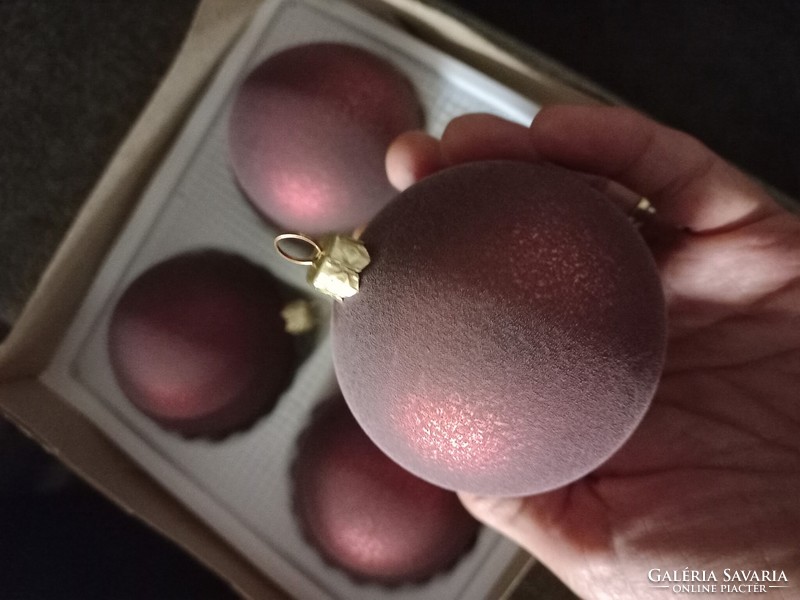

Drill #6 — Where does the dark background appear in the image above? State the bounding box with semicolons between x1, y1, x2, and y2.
1;1;798;598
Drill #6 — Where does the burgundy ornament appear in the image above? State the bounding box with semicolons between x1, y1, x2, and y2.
292;398;479;584
108;250;294;437
228;42;424;235
332;161;667;495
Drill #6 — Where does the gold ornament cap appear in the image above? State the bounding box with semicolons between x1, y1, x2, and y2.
274;233;370;302
280;299;316;334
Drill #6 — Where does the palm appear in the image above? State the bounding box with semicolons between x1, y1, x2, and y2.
516;212;800;597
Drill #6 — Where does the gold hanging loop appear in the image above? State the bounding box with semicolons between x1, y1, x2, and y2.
274;233;323;266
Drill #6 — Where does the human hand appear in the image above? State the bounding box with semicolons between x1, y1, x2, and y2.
386;106;800;599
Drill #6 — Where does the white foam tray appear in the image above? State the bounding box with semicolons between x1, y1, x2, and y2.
43;1;539;598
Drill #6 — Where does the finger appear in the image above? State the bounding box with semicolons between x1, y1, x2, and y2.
528;105;781;232
440;113;539;165
437;113;661;218
458;493;537;549
385;114;538;191
458;491;591;595
385;130;445;191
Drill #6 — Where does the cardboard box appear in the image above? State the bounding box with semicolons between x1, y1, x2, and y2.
0;0;609;597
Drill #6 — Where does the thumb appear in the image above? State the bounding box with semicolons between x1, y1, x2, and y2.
458;492;582;593
458;492;540;555
458;488;613;598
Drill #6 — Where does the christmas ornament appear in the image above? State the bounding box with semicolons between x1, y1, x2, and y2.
228;42;424;235
282;160;667;495
292;397;479;584
108;250;295;437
